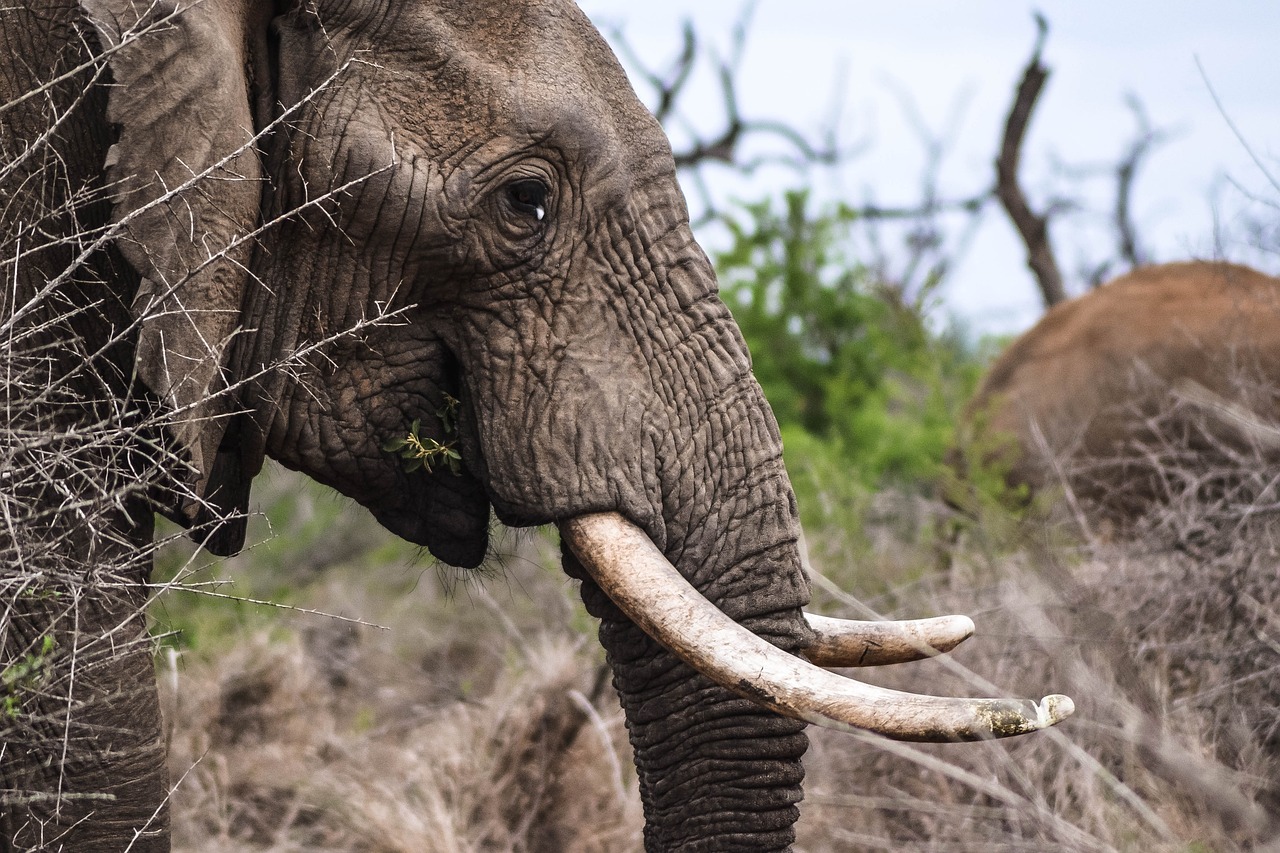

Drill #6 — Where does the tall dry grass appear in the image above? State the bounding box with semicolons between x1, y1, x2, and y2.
155;439;1280;851
156;487;643;852
793;402;1280;852
800;537;1280;851
165;630;641;852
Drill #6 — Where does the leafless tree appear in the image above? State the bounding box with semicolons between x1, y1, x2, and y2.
618;9;1181;317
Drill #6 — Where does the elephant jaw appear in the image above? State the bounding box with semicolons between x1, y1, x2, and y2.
560;512;1075;742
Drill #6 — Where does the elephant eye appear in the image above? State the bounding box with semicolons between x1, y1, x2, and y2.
506;179;548;221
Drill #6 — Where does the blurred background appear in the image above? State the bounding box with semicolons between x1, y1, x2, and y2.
583;0;1278;333
154;5;1280;850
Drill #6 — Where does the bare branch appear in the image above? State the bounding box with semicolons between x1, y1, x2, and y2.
994;14;1067;308
1112;94;1173;273
611;2;850;216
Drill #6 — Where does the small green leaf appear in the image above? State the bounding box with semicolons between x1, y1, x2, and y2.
386;419;463;477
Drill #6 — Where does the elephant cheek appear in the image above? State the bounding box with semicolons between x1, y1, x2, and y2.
266;336;494;569
451;345;665;536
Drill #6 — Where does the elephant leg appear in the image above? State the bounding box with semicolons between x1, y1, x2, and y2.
2;514;169;852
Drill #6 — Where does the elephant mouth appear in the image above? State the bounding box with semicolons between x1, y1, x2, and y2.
367;352;495;569
560;512;1075;742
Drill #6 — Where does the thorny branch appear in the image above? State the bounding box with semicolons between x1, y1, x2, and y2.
0;11;410;812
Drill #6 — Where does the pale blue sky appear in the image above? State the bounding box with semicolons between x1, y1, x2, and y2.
578;2;1279;334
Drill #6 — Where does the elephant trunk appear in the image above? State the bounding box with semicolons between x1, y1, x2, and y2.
562;549;810;850
553;313;1069;848
545;346;808;849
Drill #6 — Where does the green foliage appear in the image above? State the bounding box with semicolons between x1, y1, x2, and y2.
938;388;1033;520
383;396;463;475
2;635;55;719
716;190;984;494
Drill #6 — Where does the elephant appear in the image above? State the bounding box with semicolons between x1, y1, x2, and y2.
0;1;1072;849
955;260;1280;527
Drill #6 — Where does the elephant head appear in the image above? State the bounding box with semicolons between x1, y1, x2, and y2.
8;0;1071;847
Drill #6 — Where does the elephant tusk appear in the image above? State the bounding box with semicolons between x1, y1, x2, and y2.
801;613;974;667
560;512;1074;742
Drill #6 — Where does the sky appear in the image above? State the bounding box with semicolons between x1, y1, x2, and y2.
577;1;1279;335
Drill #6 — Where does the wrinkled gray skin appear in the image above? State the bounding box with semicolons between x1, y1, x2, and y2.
2;1;814;850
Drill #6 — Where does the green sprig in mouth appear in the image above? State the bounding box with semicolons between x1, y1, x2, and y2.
383;393;462;475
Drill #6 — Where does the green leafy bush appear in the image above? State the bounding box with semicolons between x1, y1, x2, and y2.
716;190;983;494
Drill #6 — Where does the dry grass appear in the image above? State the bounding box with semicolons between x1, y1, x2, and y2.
800;538;1280;852
156;490;643;853
165;631;642;852
152;460;1280;852
792;412;1280;852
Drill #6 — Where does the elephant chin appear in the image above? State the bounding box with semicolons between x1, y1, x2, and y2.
371;477;492;569
429;533;489;570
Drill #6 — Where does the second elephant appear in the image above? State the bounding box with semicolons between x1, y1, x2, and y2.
958;260;1280;526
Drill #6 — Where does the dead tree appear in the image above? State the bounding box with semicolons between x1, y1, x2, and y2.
995;16;1176;308
994;14;1067;309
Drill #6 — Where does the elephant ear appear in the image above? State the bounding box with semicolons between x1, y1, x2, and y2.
81;0;271;552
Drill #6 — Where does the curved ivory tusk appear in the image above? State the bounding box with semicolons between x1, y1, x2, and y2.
801;613;975;667
560;512;1074;742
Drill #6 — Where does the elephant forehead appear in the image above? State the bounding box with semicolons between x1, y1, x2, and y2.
349;0;670;169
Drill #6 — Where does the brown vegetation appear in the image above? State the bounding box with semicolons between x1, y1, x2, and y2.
158;460;1280;851
159;497;644;852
